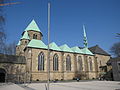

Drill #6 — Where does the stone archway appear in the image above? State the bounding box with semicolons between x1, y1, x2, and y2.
0;68;6;83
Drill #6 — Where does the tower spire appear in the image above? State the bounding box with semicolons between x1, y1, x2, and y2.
83;25;88;48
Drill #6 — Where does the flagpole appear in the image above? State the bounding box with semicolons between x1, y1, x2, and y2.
47;2;50;90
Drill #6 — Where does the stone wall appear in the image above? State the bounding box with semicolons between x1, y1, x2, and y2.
0;63;26;82
27;31;42;40
95;54;110;77
0;48;110;82
24;47;101;81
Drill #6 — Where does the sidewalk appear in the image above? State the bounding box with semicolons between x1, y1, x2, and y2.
23;81;120;90
0;81;120;90
0;83;25;90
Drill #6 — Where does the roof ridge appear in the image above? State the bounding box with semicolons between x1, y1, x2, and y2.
71;46;83;54
59;44;73;53
49;42;61;51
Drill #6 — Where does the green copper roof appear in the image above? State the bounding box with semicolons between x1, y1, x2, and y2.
81;47;94;55
27;39;47;49
25;19;41;32
59;44;74;53
83;25;88;48
17;41;21;46
21;31;30;40
49;42;61;51
71;46;83;54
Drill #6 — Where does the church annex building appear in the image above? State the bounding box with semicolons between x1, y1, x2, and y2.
0;20;111;82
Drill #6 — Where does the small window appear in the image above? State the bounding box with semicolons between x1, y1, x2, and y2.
33;34;37;39
35;35;37;38
25;41;27;44
100;60;102;66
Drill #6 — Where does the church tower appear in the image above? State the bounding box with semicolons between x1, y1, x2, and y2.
81;25;93;55
16;19;43;56
23;19;43;40
83;25;88;48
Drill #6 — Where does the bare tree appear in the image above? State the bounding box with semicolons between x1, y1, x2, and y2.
0;0;6;54
116;33;120;38
0;0;21;54
4;41;16;55
110;42;120;57
110;33;120;57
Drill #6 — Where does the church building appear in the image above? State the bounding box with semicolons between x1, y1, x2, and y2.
0;19;111;82
16;19;110;81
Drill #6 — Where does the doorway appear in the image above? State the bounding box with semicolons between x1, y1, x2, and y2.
0;68;6;83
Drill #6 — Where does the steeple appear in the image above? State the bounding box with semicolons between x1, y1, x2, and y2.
23;19;43;40
83;25;88;48
24;19;42;33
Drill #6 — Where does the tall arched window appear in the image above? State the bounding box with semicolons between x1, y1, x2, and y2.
89;57;93;71
66;55;71;71
33;34;37;39
77;56;83;71
38;52;44;71
53;54;59;71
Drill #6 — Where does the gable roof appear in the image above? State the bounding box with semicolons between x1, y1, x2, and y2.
89;45;110;56
59;44;74;53
81;47;94;55
25;19;42;33
21;31;30;40
27;39;47;49
71;46;83;54
49;42;61;51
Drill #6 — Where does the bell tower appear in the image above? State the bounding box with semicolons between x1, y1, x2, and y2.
16;19;43;56
23;19;43;40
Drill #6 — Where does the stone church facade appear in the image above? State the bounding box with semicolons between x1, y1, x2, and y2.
0;20;111;82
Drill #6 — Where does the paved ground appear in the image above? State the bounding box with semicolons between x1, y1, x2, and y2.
0;83;25;90
0;81;120;90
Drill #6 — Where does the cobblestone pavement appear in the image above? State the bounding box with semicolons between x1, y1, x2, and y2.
0;81;120;90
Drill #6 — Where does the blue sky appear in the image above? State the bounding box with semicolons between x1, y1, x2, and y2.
4;0;120;54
